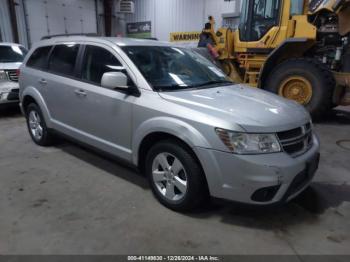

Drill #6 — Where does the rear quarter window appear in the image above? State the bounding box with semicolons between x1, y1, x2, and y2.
26;46;52;70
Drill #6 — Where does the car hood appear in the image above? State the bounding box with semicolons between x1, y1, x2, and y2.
158;84;310;133
0;62;22;70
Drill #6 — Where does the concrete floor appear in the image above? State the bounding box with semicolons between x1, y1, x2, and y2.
0;106;349;255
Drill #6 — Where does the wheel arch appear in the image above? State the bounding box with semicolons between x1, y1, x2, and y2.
21;87;52;128
137;132;199;173
259;38;315;89
132;117;211;170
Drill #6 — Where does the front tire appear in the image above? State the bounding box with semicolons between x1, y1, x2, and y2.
265;58;335;119
25;103;54;146
145;140;208;212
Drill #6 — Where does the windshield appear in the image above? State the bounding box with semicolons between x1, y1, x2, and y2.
291;0;304;15
122;46;232;91
0;45;28;63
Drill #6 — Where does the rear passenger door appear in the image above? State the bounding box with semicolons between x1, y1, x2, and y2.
44;43;81;126
70;44;133;160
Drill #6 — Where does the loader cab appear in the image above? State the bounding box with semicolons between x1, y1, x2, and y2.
238;0;282;42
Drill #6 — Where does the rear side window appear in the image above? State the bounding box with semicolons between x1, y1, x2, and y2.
26;46;52;69
48;44;80;77
81;45;123;85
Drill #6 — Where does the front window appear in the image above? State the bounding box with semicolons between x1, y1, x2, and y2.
239;0;281;41
0;45;27;63
122;46;232;91
291;0;304;16
81;45;123;86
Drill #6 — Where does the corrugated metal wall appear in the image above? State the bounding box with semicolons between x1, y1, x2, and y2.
125;0;205;41
154;0;205;41
205;0;240;27
0;0;14;42
125;0;241;42
23;0;98;46
15;0;29;47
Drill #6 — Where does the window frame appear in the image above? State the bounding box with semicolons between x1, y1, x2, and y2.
26;45;54;71
76;43;137;90
46;43;82;79
239;0;282;42
26;41;140;95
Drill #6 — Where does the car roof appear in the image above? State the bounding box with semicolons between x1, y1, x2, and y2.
36;36;174;48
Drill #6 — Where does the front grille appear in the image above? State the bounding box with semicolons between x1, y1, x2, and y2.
5;69;18;82
277;123;313;157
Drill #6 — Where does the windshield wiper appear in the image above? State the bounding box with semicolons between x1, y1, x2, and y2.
153;84;189;91
154;80;233;92
192;80;233;88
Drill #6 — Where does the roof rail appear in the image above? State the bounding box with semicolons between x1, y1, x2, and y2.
41;33;100;40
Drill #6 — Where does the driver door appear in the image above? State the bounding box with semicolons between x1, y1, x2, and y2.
70;44;135;161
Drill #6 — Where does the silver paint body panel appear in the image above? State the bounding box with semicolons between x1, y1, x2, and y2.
19;37;320;204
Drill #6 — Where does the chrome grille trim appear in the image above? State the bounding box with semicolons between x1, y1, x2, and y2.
277;123;313;157
5;70;18;82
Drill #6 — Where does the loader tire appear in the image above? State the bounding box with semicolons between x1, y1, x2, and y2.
265;58;335;119
342;47;350;72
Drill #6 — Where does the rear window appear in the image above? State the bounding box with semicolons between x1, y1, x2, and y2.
27;46;52;69
48;44;80;77
0;45;27;63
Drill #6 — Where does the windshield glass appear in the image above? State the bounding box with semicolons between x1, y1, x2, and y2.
0;45;28;63
291;0;304;15
122;46;232;91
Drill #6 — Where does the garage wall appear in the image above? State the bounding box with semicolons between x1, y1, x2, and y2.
204;0;241;28
154;0;205;42
0;0;14;42
125;0;205;42
23;0;98;46
125;0;241;42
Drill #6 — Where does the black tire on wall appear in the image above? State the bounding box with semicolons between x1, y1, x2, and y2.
264;58;335;119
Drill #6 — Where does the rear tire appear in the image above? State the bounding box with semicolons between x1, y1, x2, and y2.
265;58;335;119
25;103;54;146
145;140;208;212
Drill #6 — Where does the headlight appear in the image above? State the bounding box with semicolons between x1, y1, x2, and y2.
0;70;8;82
215;128;281;154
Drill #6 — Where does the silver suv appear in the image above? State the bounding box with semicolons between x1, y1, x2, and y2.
0;43;27;107
19;36;320;211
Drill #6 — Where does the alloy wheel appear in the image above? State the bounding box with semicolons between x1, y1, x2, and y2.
151;153;188;202
28;110;43;141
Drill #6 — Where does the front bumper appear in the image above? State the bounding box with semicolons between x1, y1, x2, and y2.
0;82;20;105
195;133;320;205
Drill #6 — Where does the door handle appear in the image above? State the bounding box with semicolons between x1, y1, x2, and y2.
38;78;47;85
74;89;87;97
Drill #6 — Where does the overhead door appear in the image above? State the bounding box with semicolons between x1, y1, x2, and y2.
24;0;97;46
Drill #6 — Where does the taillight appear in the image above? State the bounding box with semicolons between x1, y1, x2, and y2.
16;69;20;76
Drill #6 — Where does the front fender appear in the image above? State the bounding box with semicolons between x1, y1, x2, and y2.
132;116;211;165
21;86;52;128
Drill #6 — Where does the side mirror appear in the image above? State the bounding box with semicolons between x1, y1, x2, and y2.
101;71;128;90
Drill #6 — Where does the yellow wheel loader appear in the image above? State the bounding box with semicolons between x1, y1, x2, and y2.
198;0;350;118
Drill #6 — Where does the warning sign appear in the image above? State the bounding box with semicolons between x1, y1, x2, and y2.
170;31;201;42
